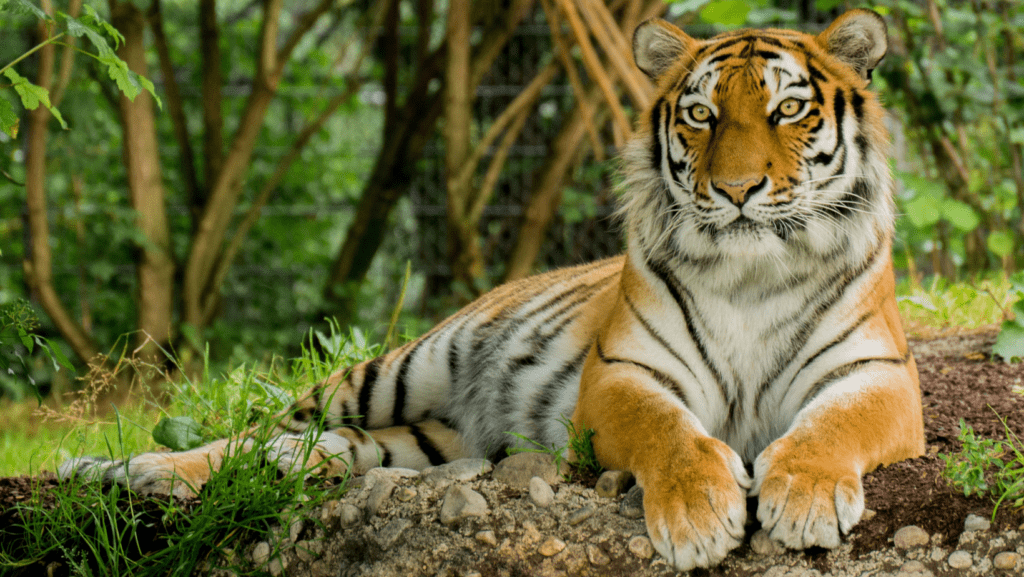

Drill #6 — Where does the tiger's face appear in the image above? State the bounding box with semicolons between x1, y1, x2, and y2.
628;12;891;262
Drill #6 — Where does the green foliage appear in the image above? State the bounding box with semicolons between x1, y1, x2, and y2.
992;272;1024;363
940;417;1024;520
151;416;203;452
0;0;159;138
505;415;603;479
895;276;1014;333
0;300;72;402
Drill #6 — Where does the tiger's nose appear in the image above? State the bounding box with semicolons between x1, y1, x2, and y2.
711;176;768;207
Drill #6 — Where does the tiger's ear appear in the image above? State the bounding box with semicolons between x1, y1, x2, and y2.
816;9;888;81
633;19;696;80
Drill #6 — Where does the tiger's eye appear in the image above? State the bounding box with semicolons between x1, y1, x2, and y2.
778;98;803;117
690;104;711;123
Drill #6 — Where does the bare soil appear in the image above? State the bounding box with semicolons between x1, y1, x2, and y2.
1;328;1022;576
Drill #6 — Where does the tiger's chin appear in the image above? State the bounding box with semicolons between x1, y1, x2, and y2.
713;221;787;259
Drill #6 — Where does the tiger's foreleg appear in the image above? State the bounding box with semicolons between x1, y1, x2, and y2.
751;358;925;549
573;354;751;572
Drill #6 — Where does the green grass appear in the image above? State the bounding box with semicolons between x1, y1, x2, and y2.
940;416;1024;521
505;415;603;480
0;322;383;576
896;275;1019;336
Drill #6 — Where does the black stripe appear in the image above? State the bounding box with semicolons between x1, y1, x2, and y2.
791;309;876;380
851;90;864;119
409;424;446;466
623;290;699;387
799;355;910;410
645;257;728;402
528;345;591;442
392;338;428;426
595;340;689;406
358;357;384;428
380;446;393;468
650;101;664;171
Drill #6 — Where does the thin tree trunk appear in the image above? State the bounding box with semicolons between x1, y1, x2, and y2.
200;0;224;198
182;0;334;331
111;0;175;360
23;2;99;364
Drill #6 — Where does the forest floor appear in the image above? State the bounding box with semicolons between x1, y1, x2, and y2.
0;328;1022;576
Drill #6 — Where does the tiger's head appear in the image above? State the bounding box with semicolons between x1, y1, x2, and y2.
622;10;893;267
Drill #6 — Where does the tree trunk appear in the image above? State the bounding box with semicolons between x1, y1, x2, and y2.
111;1;175;360
200;0;224;199
22;1;99;365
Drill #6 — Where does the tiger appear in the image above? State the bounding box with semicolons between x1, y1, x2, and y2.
61;9;925;571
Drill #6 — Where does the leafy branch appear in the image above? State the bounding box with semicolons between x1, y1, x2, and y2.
0;0;160;138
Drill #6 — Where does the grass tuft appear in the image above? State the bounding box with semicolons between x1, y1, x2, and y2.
939;415;1024;521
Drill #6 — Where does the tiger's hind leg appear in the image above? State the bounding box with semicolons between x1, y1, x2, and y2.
58;419;467;498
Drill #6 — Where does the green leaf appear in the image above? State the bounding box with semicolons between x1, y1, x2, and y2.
82;4;123;49
814;0;843;9
904;194;941;228
59;11;115;57
987;231;1014;257
700;0;750;26
941;199;979;231
0;96;19;138
40;335;73;370
96;52;141;101
2;68;67;129
993;321;1024;363
152;416;204;451
1011;127;1024;145
16;326;33;352
9;0;50;22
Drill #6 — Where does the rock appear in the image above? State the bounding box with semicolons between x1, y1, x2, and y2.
947;550;972;569
894;525;930;549
364;467;420;490
628;535;654;559
288;518;304;543
376;518;413;549
421;458;494;488
251;541;270;565
521;520;542;545
861;508;876;522
994;551;1020;570
529;476;554;507
337;503;363;527
268;556;286;577
751;529;785;555
619;485;644;519
492;453;567;488
567;505;597;526
898;560;925;573
586;544;610;566
439;485;489;525
365;477;396;516
595;470;633;498
395;487;417;502
538;536;566;556
295;539;322;563
475;530;498;546
963;514;990;532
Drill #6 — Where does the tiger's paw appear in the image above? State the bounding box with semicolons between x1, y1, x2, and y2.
751;440;864;550
641;437;751;571
59;451;211;498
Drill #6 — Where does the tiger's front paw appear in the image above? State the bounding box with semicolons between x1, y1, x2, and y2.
642;437;750;571
751;439;864;550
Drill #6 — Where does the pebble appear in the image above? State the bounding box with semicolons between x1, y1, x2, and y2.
963;513;990;532
337;502;363;527
861;508;876;522
251;541;270;565
295;539;322;563
751;529;785;555
492;453;567;488
375;518;413;549
268;556;286;577
586;544;610;566
567;505;597;526
365;477;396;516
421;458;494;488
538;536;566;556
363;467;419;490
521;520;542;545
898;560;925;573
395;487;417;502
475;530;498;547
893;525;930;549
528;476;554;507
619;485;644;519
947;550;972;569
439;485;489;525
628;535;654;559
994;551;1020;569
287;518;303;543
595;470;633;498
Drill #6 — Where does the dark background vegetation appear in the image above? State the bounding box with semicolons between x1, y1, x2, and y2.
0;0;1021;401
